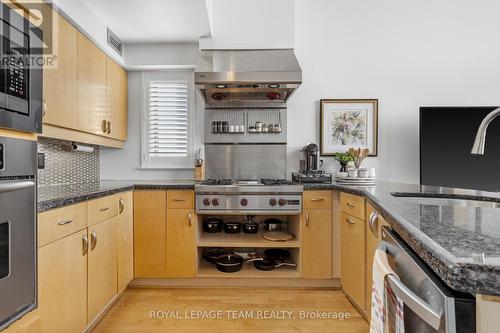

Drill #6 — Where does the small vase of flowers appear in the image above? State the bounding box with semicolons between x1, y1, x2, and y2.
335;152;353;173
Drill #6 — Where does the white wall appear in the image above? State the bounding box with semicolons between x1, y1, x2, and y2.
199;0;294;50
52;0;124;65
287;0;500;183
100;71;204;180
124;42;199;70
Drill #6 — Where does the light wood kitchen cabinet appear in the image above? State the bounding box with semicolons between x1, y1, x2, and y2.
38;230;88;333
88;217;118;320
42;9;78;130
77;33;107;137
365;203;378;320
301;208;333;278
117;192;134;293
341;211;366;312
38;202;87;247
107;57;128;141
134;190;167;278
166;208;196;278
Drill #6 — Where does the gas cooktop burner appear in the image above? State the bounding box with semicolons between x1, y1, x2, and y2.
261;179;295;186
201;179;233;186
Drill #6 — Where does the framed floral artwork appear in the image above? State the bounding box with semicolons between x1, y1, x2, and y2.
320;99;378;156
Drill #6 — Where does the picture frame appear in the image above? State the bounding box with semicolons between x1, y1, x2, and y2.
320;99;378;156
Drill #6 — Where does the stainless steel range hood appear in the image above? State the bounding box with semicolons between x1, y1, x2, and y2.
195;49;302;104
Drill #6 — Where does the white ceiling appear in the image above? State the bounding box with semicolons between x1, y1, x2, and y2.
83;0;212;43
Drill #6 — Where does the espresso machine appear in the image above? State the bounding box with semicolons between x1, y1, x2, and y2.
292;143;333;183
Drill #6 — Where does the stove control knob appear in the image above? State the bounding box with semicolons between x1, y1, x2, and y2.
278;199;286;207
203;198;211;206
269;198;277;206
240;198;248;207
212;198;220;206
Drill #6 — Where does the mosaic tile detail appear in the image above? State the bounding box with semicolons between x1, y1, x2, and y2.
37;137;100;186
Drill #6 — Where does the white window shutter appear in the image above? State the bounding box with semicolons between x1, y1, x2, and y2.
148;81;188;157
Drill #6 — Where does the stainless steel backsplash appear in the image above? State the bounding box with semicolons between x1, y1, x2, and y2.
37;137;100;186
205;144;286;180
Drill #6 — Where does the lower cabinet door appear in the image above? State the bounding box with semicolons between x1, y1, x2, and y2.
88;217;118;321
38;230;88;333
117;192;134;293
341;212;366;311
166;209;196;278
365;204;379;320
301;208;333;279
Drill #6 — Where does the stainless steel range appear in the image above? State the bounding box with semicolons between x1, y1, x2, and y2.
195;179;303;215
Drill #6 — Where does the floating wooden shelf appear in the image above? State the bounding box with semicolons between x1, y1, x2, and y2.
197;231;300;248
197;261;300;278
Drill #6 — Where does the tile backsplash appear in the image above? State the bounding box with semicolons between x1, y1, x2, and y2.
38;137;100;186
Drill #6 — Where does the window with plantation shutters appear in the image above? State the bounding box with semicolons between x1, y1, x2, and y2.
141;71;194;169
148;81;188;157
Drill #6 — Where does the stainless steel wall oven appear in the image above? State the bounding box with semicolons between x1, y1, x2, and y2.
0;136;37;330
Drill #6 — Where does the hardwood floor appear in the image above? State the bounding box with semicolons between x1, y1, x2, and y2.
91;288;369;333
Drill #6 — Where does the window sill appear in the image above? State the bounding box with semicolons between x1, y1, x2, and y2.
137;166;194;171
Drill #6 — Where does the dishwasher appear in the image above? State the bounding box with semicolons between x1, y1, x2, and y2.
380;227;476;333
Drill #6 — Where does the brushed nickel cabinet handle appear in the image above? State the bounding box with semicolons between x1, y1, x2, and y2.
310;198;324;202
107;121;111;134
42;98;47;118
346;202;355;208
99;207;110;212
90;231;97;250
370;212;379;239
305;211;310;227
119;198;124;214
346;218;355;224
57;219;73;226
188;212;192;226
82;234;88;256
101;119;107;133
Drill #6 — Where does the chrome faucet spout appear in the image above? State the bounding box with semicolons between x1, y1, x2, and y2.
471;107;500;155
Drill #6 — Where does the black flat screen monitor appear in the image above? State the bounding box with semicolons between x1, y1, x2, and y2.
420;106;500;192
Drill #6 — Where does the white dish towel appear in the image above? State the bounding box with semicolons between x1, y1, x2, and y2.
369;249;405;333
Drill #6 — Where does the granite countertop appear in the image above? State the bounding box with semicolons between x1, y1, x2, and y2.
38;180;195;212
37;179;500;295
305;181;500;296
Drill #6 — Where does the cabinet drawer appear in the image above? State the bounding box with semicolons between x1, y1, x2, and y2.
38;202;87;247
167;190;194;209
340;192;365;220
87;195;118;226
303;191;332;209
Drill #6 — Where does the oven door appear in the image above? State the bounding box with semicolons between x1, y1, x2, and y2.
0;179;36;330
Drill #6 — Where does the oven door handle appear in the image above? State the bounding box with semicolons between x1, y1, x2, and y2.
385;274;443;330
0;180;35;193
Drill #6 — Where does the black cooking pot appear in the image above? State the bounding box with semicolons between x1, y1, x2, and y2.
203;248;231;263
254;258;297;271
242;222;258;234
203;217;223;233
224;222;241;234
214;254;263;273
262;218;283;231
264;248;290;261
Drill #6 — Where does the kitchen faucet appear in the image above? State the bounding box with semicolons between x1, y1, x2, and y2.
471;107;500;155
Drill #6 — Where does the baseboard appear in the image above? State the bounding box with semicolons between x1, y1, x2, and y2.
130;278;341;289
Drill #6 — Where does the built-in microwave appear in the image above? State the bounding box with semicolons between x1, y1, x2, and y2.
0;3;42;133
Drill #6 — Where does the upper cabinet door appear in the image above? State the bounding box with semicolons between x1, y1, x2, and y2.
77;34;107;136
42;10;78;129
106;58;128;141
